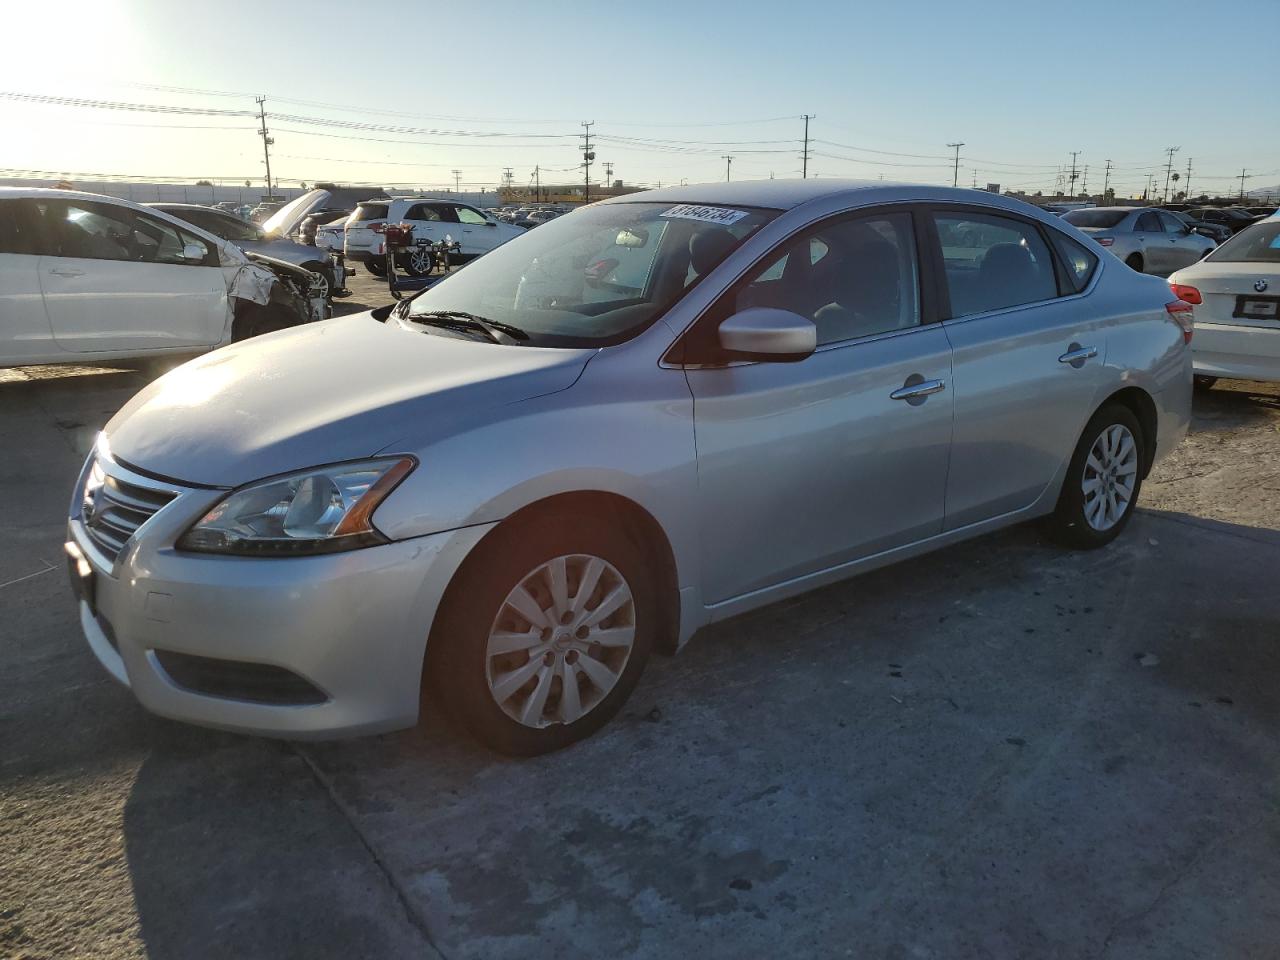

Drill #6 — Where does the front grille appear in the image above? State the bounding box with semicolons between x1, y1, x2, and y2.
80;457;182;564
152;650;328;706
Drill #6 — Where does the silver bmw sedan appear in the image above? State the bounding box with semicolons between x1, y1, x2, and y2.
66;180;1193;754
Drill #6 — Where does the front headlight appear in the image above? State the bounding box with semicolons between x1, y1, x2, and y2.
177;457;415;556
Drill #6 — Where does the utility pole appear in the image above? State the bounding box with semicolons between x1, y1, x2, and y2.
255;96;274;199
581;121;595;203
1081;164;1090;198
801;114;814;179
1162;146;1180;204
1067;151;1080;197
1239;168;1250;199
947;142;965;188
722;155;734;182
502;167;513;189
1184;157;1193;200
533;165;541;203
1102;159;1113;199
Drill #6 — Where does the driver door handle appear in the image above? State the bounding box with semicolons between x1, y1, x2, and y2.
1058;345;1098;365
890;378;947;401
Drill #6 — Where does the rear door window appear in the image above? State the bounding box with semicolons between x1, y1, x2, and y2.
933;211;1058;317
1134;212;1163;233
1048;231;1099;293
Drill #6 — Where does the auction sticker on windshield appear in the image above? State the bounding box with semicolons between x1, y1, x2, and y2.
661;204;750;226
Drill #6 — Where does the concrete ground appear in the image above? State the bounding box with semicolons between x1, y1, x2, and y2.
3;271;1280;959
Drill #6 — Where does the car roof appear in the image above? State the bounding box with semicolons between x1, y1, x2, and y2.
597;178;1061;220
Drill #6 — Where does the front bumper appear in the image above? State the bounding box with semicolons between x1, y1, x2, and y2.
66;467;492;739
1193;322;1280;383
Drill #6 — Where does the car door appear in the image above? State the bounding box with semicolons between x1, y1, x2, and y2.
403;203;456;249
1158;211;1201;270
931;207;1108;529
0;197;55;364
37;199;228;353
1131;211;1167;273
681;208;954;603
452;204;505;255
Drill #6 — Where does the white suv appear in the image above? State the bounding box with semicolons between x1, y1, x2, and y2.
343;198;525;277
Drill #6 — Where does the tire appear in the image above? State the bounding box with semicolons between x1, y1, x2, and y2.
1047;403;1145;549
301;262;333;302
1193;375;1218;391
1125;254;1144;273
430;511;655;755
364;258;387;278
402;247;434;277
232;303;294;341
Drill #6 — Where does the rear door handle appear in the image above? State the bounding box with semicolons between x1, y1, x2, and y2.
1058;344;1098;366
48;267;84;277
890;378;946;401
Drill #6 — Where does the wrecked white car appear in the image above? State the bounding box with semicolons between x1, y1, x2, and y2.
0;187;328;367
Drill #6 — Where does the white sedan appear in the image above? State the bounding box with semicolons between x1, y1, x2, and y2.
0;187;327;367
1169;219;1280;386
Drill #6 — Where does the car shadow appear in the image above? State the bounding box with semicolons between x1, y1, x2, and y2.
1190;378;1280;432
116;508;1280;958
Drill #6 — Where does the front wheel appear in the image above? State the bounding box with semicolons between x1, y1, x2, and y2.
364;258;387;278
1046;404;1145;549
430;512;655;755
1125;253;1144;273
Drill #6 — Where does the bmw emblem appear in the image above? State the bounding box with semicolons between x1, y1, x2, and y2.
1256;279;1270;293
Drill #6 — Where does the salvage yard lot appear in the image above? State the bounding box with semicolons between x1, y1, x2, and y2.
3;280;1280;958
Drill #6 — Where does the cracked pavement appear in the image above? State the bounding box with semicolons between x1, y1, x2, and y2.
4;275;1280;958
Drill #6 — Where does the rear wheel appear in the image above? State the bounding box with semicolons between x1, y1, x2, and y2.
1047;404;1145;549
430;512;655;755
1125;253;1144;272
364;258;387;278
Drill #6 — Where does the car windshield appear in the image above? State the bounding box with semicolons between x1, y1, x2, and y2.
197;212;262;243
405;201;779;347
1206;222;1280;263
1063;210;1128;228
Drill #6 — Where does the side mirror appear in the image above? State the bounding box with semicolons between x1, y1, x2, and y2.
181;242;207;261
717;308;816;363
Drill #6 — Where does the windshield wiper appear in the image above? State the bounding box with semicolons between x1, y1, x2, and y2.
407;309;530;343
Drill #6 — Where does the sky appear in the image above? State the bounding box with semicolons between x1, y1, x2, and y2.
1;0;1277;198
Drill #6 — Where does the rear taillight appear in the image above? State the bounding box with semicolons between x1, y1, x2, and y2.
1170;283;1202;304
1095;236;1115;247
369;223;387;234
1166;299;1194;344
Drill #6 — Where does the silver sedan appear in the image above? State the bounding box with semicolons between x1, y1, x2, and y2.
66;181;1192;753
1062;206;1215;275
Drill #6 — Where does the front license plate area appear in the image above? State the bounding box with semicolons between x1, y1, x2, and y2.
65;541;96;613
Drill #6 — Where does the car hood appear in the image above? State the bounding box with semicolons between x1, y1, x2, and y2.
237;237;323;267
104;312;595;488
261;189;332;237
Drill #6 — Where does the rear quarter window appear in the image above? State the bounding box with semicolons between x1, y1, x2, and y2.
1049;230;1099;293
